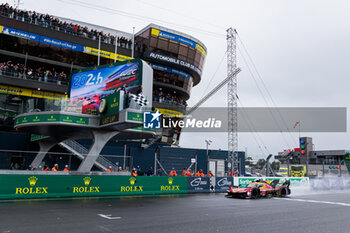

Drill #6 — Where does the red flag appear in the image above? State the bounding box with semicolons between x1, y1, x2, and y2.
293;121;300;129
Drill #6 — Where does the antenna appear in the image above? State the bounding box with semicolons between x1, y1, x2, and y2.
227;28;238;175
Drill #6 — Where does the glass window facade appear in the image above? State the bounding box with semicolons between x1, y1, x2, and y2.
137;28;206;71
153;70;192;94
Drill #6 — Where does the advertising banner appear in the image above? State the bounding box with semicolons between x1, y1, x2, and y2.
39;36;83;51
127;112;143;122
187;177;210;192
0;175;187;199
151;28;206;56
235;177;256;187
0;25;130;60
144;51;202;76
0;84;67;100
214;177;233;192
99;91;121;125
154;108;183;117
83;46;131;61
149;63;191;80
1;26;39;41
15;114;89;126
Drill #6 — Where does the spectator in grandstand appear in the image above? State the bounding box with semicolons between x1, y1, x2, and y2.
51;164;59;171
131;168;138;177
42;165;50;171
207;171;214;177
117;166;123;172
0;3;136;48
196;169;206;177
136;165;144;176
147;167;153;176
107;166;113;172
63;165;69;172
116;84;128;94
169;168;177;176
184;169;192;177
182;167;187;176
156;167;162;176
136;85;143;95
0;60;68;84
152;89;187;107
228;170;236;177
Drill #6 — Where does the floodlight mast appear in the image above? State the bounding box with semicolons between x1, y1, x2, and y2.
227;28;238;175
144;29;241;160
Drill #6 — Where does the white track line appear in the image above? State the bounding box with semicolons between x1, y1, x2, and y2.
274;198;350;207
98;214;121;220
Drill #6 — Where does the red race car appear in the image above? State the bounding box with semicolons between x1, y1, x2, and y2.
227;179;291;199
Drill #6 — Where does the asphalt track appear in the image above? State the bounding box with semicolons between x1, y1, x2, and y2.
1;190;350;233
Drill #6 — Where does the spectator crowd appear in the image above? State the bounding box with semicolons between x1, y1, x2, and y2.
0;3;134;48
16;163;223;177
126;166;215;177
153;89;187;107
0;60;68;85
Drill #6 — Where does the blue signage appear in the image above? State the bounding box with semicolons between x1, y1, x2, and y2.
154;29;206;56
149;63;191;79
1;26;83;52
39;36;83;51
158;31;196;48
2;27;39;42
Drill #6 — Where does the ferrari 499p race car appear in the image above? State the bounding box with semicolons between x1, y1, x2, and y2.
227;179;291;199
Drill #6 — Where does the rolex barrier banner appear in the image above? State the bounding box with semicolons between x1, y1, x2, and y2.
214;177;233;192
0;175;187;199
187;177;210;193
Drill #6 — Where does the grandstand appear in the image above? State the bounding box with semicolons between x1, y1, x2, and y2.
0;2;226;173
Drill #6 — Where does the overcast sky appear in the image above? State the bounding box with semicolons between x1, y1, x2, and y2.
3;0;350;159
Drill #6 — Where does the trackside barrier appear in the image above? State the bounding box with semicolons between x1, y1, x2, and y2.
234;177;310;188
0;174;188;199
0;173;312;199
310;177;350;190
187;177;210;193
210;177;234;193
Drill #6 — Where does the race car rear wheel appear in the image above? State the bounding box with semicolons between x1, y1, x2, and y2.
280;187;287;197
251;188;260;199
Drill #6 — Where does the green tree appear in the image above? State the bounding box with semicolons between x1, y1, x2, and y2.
271;161;281;171
245;156;254;166
256;159;266;166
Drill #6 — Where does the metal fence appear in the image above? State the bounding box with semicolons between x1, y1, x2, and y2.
0;69;69;86
0;149;133;172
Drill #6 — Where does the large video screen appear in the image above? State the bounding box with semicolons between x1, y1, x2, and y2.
69;61;142;114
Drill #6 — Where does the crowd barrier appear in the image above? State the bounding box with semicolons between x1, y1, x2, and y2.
0;173;311;200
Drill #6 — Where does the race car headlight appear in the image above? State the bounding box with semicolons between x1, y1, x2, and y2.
247;191;251;196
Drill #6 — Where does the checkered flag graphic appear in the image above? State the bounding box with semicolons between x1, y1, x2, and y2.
130;94;149;106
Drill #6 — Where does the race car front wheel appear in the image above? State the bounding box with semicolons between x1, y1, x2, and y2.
251;188;260;199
